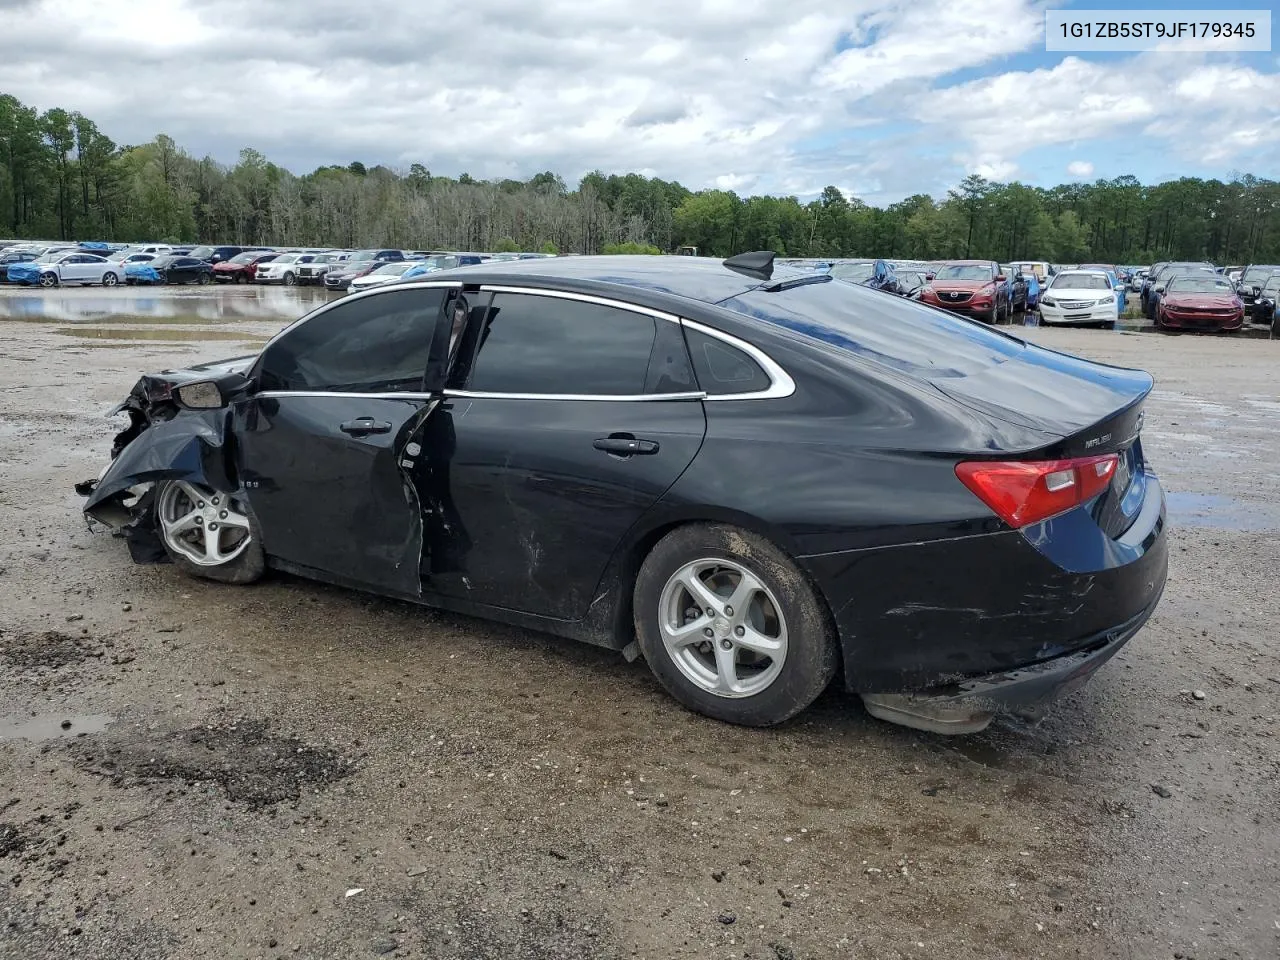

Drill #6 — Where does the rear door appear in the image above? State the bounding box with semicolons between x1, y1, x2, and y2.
234;284;459;595
423;287;707;620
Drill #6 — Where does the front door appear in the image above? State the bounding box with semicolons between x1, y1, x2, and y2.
234;284;459;595
423;289;707;620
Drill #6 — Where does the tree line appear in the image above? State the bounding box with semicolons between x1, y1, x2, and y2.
3;92;1279;264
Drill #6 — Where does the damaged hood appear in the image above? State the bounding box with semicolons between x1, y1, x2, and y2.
107;355;257;416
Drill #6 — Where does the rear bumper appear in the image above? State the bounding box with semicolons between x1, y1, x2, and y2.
800;471;1168;699
861;591;1161;733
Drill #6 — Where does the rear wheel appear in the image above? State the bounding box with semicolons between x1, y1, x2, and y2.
154;480;264;584
633;523;838;727
102;272;119;287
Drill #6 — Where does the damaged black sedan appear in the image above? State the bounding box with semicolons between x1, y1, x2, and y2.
80;254;1168;733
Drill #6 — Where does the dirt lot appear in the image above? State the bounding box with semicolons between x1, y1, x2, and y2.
1;286;1277;960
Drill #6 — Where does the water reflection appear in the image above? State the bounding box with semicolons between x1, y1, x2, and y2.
55;327;271;342
0;286;330;324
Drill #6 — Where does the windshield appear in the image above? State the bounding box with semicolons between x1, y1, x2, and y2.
346;251;377;263
1167;277;1234;294
1242;265;1280;284
228;253;258;264
187;246;214;259
372;262;414;275
829;262;876;282
934;265;991;281
272;253;301;264
149;256;176;268
1051;273;1111;290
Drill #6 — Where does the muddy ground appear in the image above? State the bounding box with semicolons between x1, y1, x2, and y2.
0;286;1277;960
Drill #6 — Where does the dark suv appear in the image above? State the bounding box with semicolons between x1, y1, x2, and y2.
1236;264;1280;321
188;245;273;265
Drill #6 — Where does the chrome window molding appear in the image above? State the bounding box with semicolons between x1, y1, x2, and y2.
479;284;684;324
255;391;436;401
679;317;796;401
446;389;706;402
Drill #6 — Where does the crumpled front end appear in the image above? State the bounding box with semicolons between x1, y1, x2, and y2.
76;357;255;562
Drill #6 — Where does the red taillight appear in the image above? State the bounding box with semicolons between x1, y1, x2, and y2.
955;454;1120;528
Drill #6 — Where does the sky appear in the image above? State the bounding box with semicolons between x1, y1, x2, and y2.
0;0;1277;205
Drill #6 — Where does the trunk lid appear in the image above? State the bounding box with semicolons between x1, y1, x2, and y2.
932;342;1153;538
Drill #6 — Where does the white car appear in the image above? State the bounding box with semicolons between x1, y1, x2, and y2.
1038;270;1120;328
111;244;172;261
347;260;418;292
29;251;128;287
254;252;319;286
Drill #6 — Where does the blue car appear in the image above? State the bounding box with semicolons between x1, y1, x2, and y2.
5;262;43;285
125;263;164;285
398;253;488;282
1104;270;1126;313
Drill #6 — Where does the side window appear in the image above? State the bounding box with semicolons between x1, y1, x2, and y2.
257;288;447;393
466;293;657;396
683;328;772;396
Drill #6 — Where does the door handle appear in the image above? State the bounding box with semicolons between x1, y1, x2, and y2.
340;417;392;436
593;435;659;457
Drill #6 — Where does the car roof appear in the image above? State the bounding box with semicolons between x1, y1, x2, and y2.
425;255;810;305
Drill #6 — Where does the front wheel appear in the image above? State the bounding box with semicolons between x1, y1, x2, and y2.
283;272;296;286
102;272;119;287
154;480;265;584
197;272;211;285
633;523;838;727
40;273;58;288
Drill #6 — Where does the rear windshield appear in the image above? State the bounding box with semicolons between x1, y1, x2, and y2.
718;281;1022;380
1051;273;1110;290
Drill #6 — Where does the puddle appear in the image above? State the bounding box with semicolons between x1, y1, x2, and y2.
0;713;114;742
0;287;327;325
54;327;269;342
1165;492;1280;532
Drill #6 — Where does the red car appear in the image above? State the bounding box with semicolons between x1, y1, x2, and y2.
212;251;277;283
1155;275;1244;332
919;260;1010;324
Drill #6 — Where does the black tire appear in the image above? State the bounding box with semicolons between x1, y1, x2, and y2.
40;273;58;288
102;272;119;287
985;302;998;325
283;272;296;286
1100;320;1116;330
197;272;211;285
153;480;266;585
235;273;247;284
633;523;838;727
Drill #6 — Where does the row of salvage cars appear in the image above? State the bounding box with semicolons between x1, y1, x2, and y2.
78;252;1169;735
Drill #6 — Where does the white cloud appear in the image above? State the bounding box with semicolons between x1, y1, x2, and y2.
1067;161;1094;178
0;0;1274;203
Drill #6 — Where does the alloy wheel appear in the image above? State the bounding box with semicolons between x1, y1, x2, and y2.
157;480;253;567
40;273;57;288
102;272;118;287
658;558;788;698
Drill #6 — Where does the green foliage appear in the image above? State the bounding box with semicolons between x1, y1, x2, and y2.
539;241;559;255
601;242;662;255
2;90;1280;262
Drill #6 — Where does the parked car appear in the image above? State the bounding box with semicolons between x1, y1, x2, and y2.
1142;262;1211;316
1103;269;1127;314
1128;269;1148;293
347;260;419;292
254;252;319;286
112;244;173;260
999;265;1028;314
1038;270;1120;328
126;255;215;285
8;251;125;287
1153;275;1244;333
187;245;269;265
1236;264;1280;321
1145;267;1218;320
1013;261;1053;287
396;253;488;283
80;252;1167;734
213;251;278;283
323;250;405;290
920;260;1010;323
1252;275;1280;330
0;249;39;283
828;259;913;295
296;252;349;284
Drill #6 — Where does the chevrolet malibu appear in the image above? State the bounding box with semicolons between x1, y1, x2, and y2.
79;254;1168;733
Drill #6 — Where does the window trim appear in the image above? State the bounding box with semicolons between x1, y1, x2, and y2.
680;318;796;401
